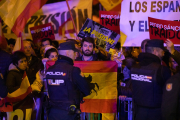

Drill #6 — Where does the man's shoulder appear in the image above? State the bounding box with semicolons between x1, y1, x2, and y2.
168;72;180;82
0;49;11;59
75;56;83;61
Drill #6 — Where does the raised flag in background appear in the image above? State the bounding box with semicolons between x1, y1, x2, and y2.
99;0;122;12
12;32;24;53
0;0;47;36
46;61;118;113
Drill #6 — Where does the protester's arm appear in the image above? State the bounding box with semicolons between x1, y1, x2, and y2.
118;79;132;97
72;67;91;96
166;39;180;65
161;75;180;120
6;71;20;93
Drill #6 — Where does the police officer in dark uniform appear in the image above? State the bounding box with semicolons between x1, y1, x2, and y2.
162;71;180;120
131;39;171;120
161;39;180;120
46;41;91;120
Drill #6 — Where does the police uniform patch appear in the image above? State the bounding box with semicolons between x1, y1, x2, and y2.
166;83;172;91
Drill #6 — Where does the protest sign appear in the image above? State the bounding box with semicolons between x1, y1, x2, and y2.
2;0;92;40
78;18;120;51
99;11;120;34
120;0;180;46
30;23;55;43
148;17;180;44
6;96;39;120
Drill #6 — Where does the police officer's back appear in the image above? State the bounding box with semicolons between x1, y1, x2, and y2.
46;42;91;120
131;39;171;120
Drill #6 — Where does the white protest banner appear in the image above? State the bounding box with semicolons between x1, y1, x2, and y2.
2;0;92;41
120;0;180;46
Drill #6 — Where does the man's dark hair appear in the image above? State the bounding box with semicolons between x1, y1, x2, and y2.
41;38;52;45
81;37;95;48
115;42;121;51
141;39;149;50
52;40;59;49
12;51;27;66
44;48;58;58
8;38;16;45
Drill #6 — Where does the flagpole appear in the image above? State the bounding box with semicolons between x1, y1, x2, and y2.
65;0;79;40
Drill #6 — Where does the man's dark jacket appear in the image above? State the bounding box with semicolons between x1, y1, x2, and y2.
0;49;12;79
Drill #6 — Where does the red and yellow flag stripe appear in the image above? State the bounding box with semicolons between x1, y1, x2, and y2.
74;61;117;113
0;0;47;36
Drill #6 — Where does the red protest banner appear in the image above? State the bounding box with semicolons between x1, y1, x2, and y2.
99;11;120;34
30;23;55;44
148;17;180;44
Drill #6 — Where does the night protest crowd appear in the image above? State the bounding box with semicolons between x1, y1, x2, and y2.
0;37;180;120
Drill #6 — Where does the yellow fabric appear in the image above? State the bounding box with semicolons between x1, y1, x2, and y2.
7;76;30;98
120;31;127;47
84;72;117;100
0;0;30;29
99;0;122;11
12;37;21;53
102;113;115;120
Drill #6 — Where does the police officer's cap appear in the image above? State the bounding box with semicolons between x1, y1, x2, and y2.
58;41;79;52
146;39;165;50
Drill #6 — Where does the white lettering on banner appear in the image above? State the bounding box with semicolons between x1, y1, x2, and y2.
31;26;51;33
131;74;152;83
120;0;180;46
7;109;32;120
46;72;66;76
48;79;64;85
100;14;120;19
2;0;92;40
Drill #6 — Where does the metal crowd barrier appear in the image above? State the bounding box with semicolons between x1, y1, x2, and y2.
117;97;133;120
80;97;133;120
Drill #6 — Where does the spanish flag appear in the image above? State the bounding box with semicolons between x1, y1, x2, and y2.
75;61;117;113
0;72;32;112
46;61;117;113
0;0;47;36
99;0;122;12
7;72;32;103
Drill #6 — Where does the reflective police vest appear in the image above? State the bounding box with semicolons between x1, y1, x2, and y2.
46;62;80;105
131;63;162;108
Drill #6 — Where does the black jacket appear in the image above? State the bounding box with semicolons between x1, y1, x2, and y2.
0;76;8;98
0;49;12;79
6;66;25;93
162;71;180;120
138;53;171;86
48;55;91;98
131;53;171;120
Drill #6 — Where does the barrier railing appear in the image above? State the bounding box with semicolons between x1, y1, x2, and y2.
80;97;133;120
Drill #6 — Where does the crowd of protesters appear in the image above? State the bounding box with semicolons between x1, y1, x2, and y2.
0;37;180;120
